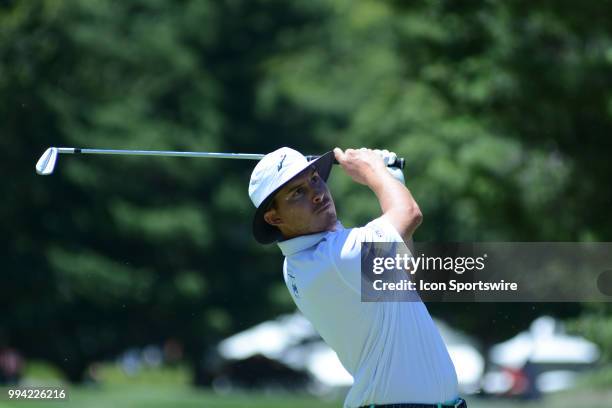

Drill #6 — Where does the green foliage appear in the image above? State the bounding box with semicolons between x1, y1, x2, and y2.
2;0;611;383
0;386;343;408
1;0;326;382
567;304;612;362
574;365;612;390
96;363;190;386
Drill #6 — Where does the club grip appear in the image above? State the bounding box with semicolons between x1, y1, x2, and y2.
307;155;405;169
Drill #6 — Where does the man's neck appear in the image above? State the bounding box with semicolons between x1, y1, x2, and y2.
280;222;338;241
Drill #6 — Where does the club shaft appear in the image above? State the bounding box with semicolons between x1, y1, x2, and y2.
57;147;265;160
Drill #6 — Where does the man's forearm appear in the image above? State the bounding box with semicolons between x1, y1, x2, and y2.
368;169;422;239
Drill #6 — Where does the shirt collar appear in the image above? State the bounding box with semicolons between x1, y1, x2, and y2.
277;221;344;256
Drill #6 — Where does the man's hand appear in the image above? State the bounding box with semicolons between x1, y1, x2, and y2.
333;148;389;186
333;147;421;240
373;149;397;167
333;148;405;185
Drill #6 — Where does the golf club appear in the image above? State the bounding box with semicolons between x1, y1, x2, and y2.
35;147;405;176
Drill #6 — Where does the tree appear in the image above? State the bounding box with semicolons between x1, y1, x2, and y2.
1;0;331;382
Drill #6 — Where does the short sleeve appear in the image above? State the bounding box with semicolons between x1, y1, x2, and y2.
363;216;405;243
329;216;406;294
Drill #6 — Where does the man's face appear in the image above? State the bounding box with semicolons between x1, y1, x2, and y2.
263;166;337;240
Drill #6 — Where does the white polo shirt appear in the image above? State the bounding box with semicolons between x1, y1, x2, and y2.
278;217;458;408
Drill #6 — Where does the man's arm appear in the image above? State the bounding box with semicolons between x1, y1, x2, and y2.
333;147;422;241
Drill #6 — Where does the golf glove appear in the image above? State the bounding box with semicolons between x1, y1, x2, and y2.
374;149;405;185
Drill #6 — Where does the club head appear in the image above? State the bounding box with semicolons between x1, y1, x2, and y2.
36;147;59;175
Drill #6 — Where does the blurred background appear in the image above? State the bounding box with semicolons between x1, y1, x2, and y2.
2;0;612;407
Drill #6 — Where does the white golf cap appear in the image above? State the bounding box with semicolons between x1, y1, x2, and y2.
249;147;334;244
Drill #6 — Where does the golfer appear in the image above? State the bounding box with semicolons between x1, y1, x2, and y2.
248;147;465;408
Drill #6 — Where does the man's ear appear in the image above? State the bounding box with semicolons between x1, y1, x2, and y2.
263;208;283;227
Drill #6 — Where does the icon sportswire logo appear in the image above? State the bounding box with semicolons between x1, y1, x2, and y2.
277;154;287;171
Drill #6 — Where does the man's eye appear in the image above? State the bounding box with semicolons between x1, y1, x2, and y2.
311;174;319;183
293;187;304;197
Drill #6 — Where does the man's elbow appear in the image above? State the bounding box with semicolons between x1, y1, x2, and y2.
385;203;423;238
391;205;422;237
408;205;423;230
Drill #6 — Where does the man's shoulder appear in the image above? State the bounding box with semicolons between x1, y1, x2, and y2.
313;218;401;249
334;217;403;244
282;218;401;259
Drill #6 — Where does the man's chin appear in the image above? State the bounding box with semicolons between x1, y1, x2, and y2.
327;216;338;231
309;214;337;235
322;213;338;231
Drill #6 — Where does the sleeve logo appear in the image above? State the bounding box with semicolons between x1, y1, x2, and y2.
288;273;300;298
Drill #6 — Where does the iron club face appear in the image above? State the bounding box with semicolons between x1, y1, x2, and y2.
36;147;59;175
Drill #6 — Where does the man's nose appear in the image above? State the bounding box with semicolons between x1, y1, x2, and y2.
312;190;324;203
